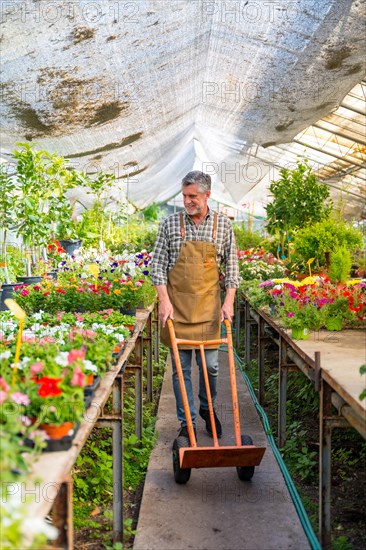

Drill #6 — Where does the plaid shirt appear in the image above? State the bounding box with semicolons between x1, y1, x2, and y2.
151;209;240;288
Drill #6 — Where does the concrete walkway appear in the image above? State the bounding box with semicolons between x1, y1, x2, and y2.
134;352;311;550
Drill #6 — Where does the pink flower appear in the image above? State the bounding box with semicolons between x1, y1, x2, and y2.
286;312;295;317
30;361;44;375
0;391;8;404
0;377;10;392
11;392;31;406
135;281;143;287
57;313;63;321
71;367;85;387
21;289;30;296
39;337;56;344
76;314;84;322
67;349;86;364
21;415;32;426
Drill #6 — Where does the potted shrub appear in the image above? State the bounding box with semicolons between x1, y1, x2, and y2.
292;217;363;272
11;143;82;276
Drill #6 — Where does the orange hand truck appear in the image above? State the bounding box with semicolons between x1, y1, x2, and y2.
167;319;266;484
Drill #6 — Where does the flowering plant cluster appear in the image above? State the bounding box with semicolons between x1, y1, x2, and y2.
55;248;152;283
258;277;366;330
237;248;288;281
12;274;156;314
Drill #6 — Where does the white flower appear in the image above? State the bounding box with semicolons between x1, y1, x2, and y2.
84;360;98;373
0;350;11;359
55;352;69;366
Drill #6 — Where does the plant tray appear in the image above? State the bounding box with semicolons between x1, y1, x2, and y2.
25;423;80;453
84;376;101;408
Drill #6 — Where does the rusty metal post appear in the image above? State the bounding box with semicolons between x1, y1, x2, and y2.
112;374;124;544
146;311;153;402
319;378;332;549
52;476;73;549
234;296;241;350
134;335;143;440
278;337;288;448
258;316;266;405
244;299;251;368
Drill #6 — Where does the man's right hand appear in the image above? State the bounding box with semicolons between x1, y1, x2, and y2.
156;285;174;327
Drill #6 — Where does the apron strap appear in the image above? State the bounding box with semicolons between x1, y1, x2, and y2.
180;210;217;242
180;212;186;241
212;211;218;242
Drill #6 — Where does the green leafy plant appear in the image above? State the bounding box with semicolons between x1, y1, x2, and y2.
292;218;363;271
329;247;352;283
265;159;332;257
11;143;83;275
0;164;17;283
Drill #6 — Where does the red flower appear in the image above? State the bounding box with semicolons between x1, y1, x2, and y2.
43;291;50;296
36;377;63;397
56;288;67;294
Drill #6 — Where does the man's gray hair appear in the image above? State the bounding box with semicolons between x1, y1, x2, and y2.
182;171;211;193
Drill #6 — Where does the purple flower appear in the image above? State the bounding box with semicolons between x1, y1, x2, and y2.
259;280;273;287
286;312;295;317
143;270;149;276
279;301;284;306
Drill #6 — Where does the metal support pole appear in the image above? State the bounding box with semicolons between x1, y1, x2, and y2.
134;335;143;440
52;476;73;549
244;300;252;367
146;312;153;402
278;337;288;448
153;302;159;364
112;375;124;544
319;378;332;549
234;296;241;350
258;316;266;405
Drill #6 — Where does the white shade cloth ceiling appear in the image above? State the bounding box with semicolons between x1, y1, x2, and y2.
1;0;365;218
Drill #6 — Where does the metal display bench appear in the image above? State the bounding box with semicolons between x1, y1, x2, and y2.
235;297;366;548
25;304;159;548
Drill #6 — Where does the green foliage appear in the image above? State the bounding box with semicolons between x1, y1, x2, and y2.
141;203;160;222
74;439;113;504
292;218;363;270
360;364;366;401
233;223;265;250
329;247;352;283
12;143;81;250
331;536;354;550
280;421;317;481
265;160;332;255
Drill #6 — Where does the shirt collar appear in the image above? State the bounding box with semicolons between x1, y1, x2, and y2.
184;207;211;225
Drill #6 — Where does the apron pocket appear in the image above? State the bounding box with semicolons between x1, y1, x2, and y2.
174;291;219;324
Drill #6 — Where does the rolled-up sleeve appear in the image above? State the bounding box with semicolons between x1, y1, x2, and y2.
151;220;169;286
222;221;240;288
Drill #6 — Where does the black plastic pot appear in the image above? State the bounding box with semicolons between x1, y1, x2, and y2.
17;276;43;284
0;283;18;311
59;239;82;256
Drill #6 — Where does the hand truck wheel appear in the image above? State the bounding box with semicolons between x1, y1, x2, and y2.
236;435;255;481
172;436;191;484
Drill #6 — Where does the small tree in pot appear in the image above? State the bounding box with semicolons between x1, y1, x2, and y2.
12;143;82;275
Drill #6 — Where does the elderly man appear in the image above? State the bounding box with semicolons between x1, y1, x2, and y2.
152;171;240;440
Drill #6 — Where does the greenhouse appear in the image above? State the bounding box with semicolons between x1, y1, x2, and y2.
0;1;365;549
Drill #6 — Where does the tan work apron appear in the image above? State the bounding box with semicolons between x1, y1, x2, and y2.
161;212;221;349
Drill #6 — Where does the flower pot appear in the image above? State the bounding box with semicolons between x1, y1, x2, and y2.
17;276;43;284
291;327;309;340
39;421;74;439
325;317;343;331
58;239;82;256
120;307;137;316
0;282;18;311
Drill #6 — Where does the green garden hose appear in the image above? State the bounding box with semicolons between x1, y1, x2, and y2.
219;343;321;550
